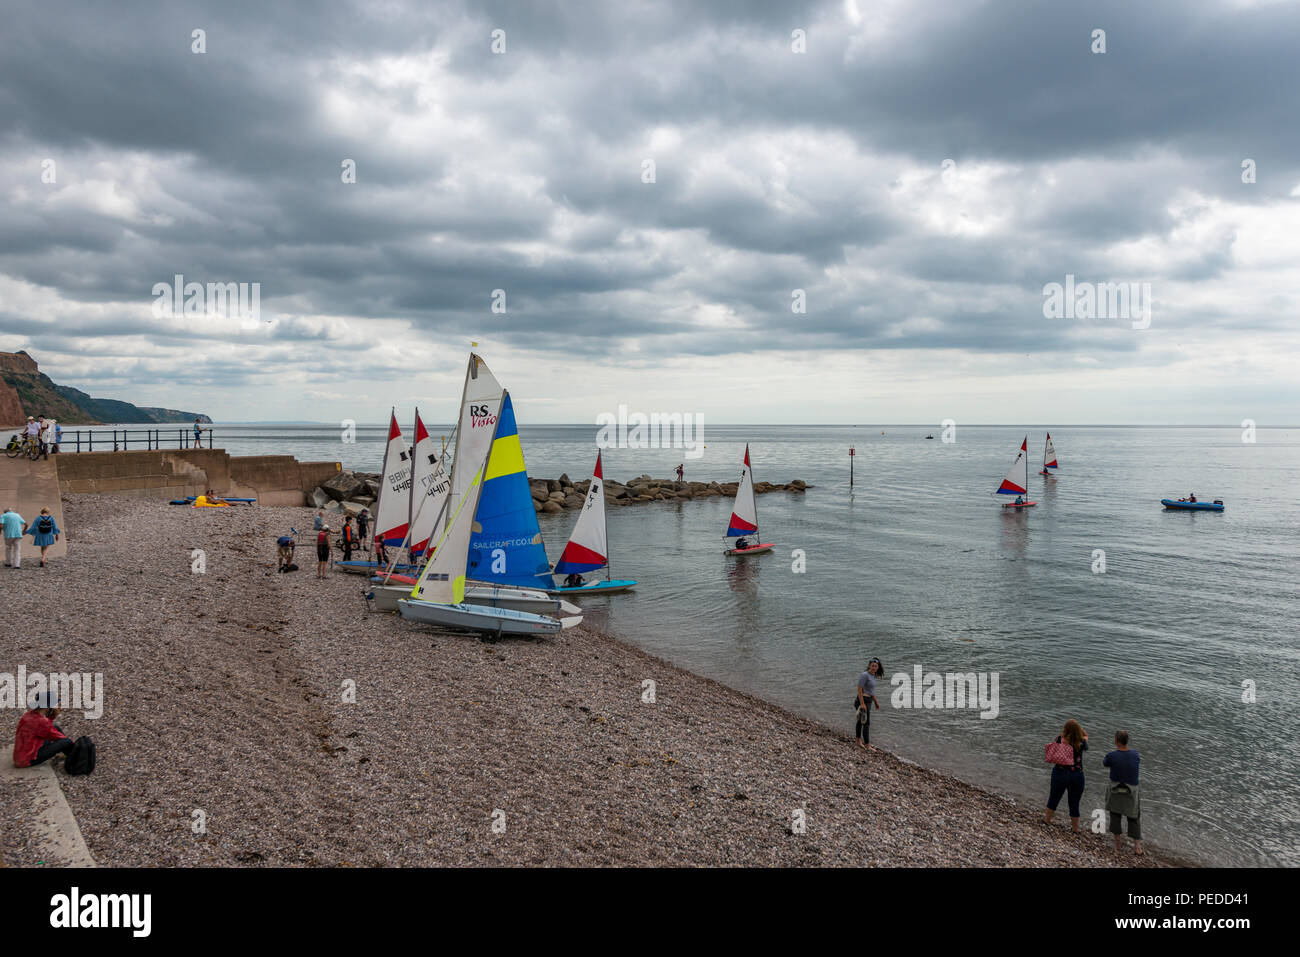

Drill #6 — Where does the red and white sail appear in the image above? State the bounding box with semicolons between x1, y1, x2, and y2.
1043;433;1059;471
726;444;760;536
996;437;1030;496
375;411;412;545
446;353;504;533
407;409;452;558
554;451;608;575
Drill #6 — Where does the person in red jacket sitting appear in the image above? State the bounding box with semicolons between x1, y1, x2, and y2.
13;692;74;768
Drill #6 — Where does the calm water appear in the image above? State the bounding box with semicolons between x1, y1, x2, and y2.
199;423;1300;865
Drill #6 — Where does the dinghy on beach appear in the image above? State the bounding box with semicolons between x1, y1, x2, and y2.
549;450;638;596
724;444;774;555
996;437;1037;508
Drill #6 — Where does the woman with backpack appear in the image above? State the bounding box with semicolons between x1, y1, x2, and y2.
1044;718;1089;833
28;508;60;567
316;524;332;578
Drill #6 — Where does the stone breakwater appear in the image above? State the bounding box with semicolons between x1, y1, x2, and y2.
309;470;810;517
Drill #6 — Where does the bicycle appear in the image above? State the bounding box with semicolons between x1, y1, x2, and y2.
4;435;41;460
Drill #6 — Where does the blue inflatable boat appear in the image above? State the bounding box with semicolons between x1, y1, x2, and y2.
1161;499;1224;511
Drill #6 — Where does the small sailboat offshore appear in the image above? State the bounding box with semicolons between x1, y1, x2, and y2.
996;437;1037;508
725;444;774;555
1162;495;1225;512
550;451;638;595
397;464;581;636
1039;433;1059;476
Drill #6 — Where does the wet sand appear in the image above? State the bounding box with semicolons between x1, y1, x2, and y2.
0;494;1175;867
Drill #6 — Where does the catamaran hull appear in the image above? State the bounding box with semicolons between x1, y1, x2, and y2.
1162;499;1224;511
397;598;579;635
726;543;774;556
369;578;578;615
549;579;638;596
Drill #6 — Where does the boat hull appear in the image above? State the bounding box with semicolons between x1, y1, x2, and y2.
1161;499;1224;511
397;598;578;635
1001;501;1037;509
725;543;774;555
549;579;638;596
370;576;578;614
336;560;419;576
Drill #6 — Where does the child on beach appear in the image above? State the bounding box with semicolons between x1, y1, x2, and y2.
854;657;884;750
13;692;73;768
316;525;331;578
1044;719;1088;833
2;506;25;568
1103;730;1143;855
357;509;370;552
27;508;60;567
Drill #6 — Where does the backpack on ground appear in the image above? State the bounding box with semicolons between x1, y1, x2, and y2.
37;516;54;534
65;736;96;775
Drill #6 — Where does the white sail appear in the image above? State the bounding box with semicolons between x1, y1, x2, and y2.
1043;433;1058;471
407;409;451;557
374;411;412;545
554;451;608;575
411;465;485;605
726;444;760;536
996;437;1030;496
445;353;504;532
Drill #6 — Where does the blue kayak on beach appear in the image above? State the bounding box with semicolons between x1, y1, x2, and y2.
1162;499;1224;511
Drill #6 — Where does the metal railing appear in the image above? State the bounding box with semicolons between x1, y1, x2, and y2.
54;428;215;452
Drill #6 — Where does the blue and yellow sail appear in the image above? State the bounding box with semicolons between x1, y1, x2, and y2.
467;392;555;589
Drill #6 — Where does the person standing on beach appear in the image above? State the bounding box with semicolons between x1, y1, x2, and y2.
374;533;387;568
27;508;60;567
313;510;325;531
1044;719;1088;833
316;525;332;578
13;692;74;768
1103;730;1143;856
340;515;356;561
2;506;26;568
855;657;884;750
357;508;370;553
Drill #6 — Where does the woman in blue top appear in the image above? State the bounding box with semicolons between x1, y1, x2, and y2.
28;508;60;567
854;657;884;750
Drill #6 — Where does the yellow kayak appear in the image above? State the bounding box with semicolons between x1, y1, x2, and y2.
192;495;229;508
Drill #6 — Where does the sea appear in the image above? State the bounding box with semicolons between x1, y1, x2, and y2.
118;422;1300;866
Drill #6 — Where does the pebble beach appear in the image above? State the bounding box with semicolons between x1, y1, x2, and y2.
0;494;1177;867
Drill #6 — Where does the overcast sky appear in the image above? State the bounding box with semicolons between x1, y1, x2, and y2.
1;0;1297;425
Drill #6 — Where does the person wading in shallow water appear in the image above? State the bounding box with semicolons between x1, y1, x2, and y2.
1044;719;1089;834
855;657;884;750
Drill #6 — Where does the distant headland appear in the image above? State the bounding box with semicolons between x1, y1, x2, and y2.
0;350;211;427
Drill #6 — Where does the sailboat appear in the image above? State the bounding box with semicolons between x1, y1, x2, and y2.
1039;433;1059;476
397;463;582;636
724;444;774;555
336;411;419;575
465;391;558;590
996;437;1037;508
549;450;638;595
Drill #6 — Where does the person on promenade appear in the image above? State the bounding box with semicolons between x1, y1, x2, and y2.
13;692;74;768
52;421;62;454
1044;719;1088;833
316;525;332;578
854;657;884;750
2;506;26;568
340;515;357;561
194;419;204;448
357;509;370;552
1103;730;1143;856
27;508;60;567
39;418;56;459
23;416;39;451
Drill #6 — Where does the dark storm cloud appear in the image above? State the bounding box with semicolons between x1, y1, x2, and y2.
1;0;1297;401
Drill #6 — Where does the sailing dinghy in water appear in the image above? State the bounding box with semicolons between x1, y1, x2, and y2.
724;444;774;555
1039;433;1059;476
550;450;638;595
997;437;1037;508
